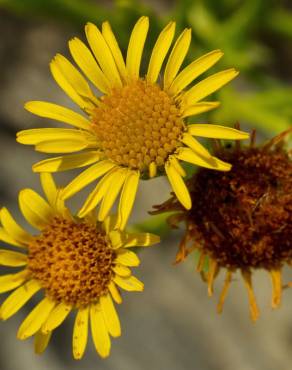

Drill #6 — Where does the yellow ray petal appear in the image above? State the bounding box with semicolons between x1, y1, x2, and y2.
270;269;282;309
176;148;232;171
149;162;157;178
34;139;92;154
34;331;52;354
0;250;27;267
0;279;41;320
78;167;119;217
114;275;144;292
164;28;192;90
102;21;127;79
165;161;191;210
100;294;121;338
182;68;239;105
115;250;140;267
17;297;56;340
33;151;100;173
146;21;176;84
0;207;32;245
126;16;149;79
24;101;91;130
168;156;186;177
0;227;25;248
103;214;119;234
180;133;213;160
85;22;122;88
123;232;160;248
117;170;140;230
69;37;111;94
0;270;29;294
90;303;111;358
187;124;250;140
53;54;96;101
182;102;220;118
40;173;57;207
98;169;127;221
19;189;54;230
62;160;116;200
241;270;260;322
108;281;122;304
42;302;72;333
73;307;89;360
112;264;131;277
50;58;92;111
108;230;125;249
170;50;224;96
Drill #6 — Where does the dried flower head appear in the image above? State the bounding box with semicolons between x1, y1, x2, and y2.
0;174;159;359
17;16;248;229
153;128;292;321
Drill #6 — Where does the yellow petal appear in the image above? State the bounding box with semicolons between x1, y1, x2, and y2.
98;169;127;221
73;307;89;360
165;162;191;209
16;128;92;145
108;230;125;249
164;28;192;90
180;133;213;159
117;170;140;230
168;156;186;177
187;124;250;140
34;331;52;354
40;173;58;207
53;54;96;102
0;270;29;294
126;16;149;79
90;303;111;358
85;22;122;88
176;147;232;171
0;279;41;320
123;232;160;248
0;250;27;267
147;21;176;84
169;49;224;96
19;189;54;230
108;282;122;304
78;167;119;217
112;264;131;277
182;102;220;118
35;139;92;154
69;37;111;94
183;68;239;105
0;227;25;248
50;58;92;111
33;151;100;173
42;302;72;333
114;275;144;292
24;101;91;130
102;21;127;79
115;250;140;267
149;162;157;178
0;207;32;245
100;294;121;338
62;160;116;200
17;297;56;340
103;215;119;234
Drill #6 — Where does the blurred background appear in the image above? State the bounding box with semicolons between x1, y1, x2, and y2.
0;0;291;369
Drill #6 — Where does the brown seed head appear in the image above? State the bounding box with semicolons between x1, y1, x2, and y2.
91;79;185;172
27;217;116;307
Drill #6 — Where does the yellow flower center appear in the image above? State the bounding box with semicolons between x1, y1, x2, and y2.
92;79;185;172
27;217;116;307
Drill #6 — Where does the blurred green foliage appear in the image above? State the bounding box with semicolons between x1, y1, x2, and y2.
0;0;292;134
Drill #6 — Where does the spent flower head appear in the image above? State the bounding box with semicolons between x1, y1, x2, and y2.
0;174;159;359
17;16;248;229
152;128;292;321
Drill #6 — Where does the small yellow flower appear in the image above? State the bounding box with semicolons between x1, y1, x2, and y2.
17;16;249;228
0;173;159;359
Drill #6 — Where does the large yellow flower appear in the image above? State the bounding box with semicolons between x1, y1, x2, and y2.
0;173;159;359
17;16;249;228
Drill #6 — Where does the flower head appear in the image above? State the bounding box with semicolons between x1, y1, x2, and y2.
17;16;249;228
0;173;159;359
152;128;292;321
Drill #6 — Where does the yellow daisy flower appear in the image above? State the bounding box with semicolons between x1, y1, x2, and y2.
0;173;159;359
17;16;249;228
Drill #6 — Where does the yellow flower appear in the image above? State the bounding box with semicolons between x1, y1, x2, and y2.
17;16;249;228
0;173;159;359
